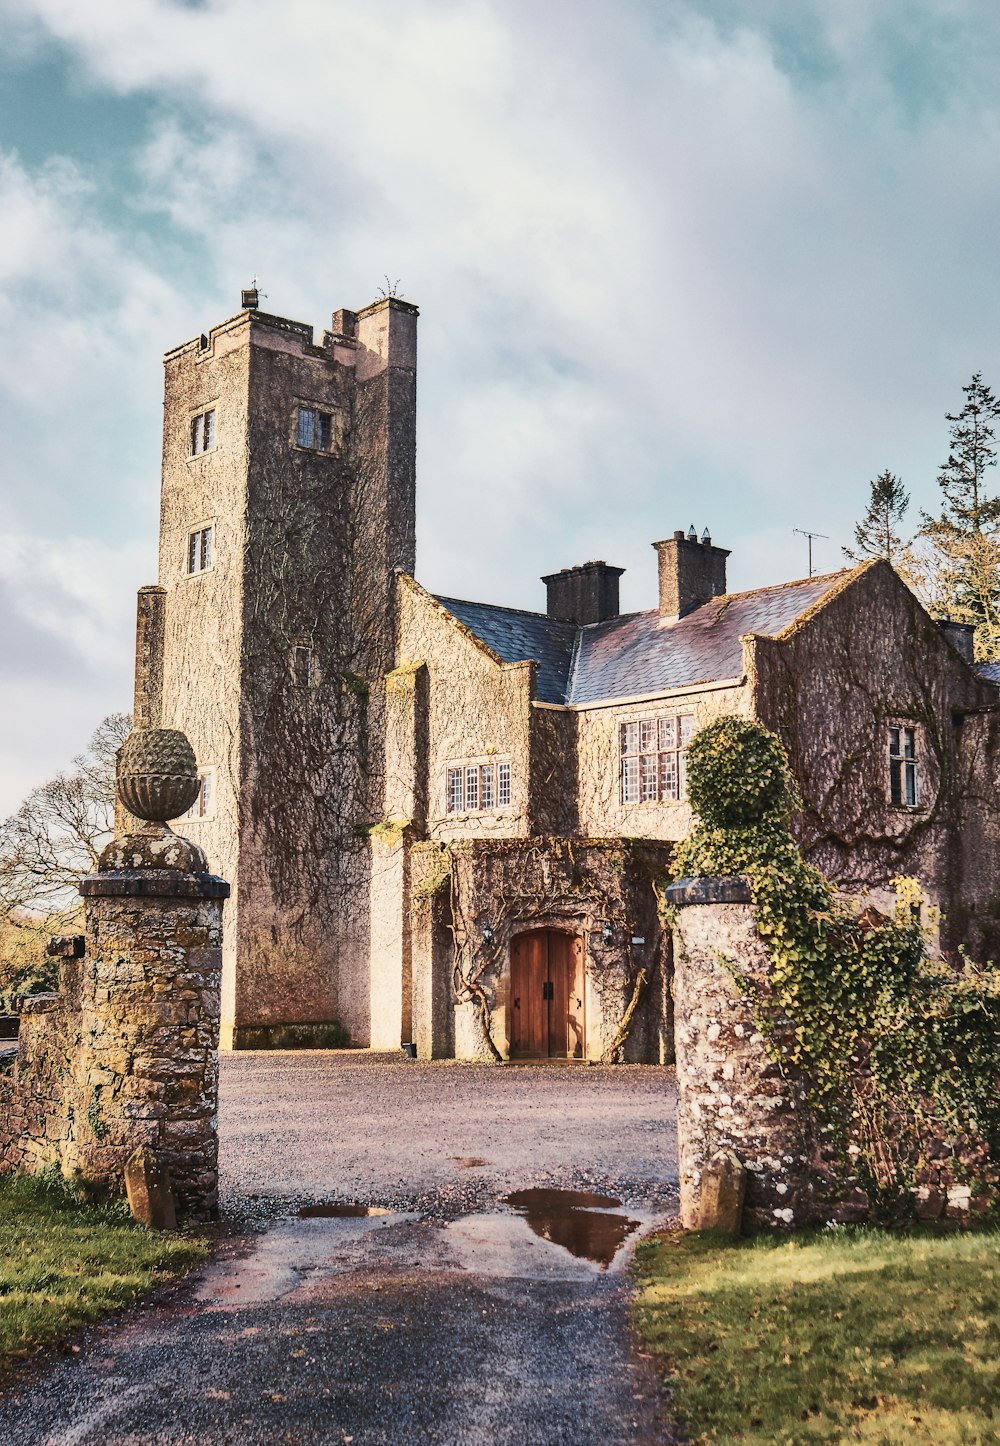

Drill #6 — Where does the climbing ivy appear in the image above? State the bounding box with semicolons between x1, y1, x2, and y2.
675;715;1000;1204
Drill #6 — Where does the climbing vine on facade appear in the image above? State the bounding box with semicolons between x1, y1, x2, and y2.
675;715;1000;1204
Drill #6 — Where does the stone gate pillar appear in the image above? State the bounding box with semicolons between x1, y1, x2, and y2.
666;877;816;1230
71;729;229;1219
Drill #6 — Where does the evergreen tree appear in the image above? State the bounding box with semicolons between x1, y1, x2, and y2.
920;373;1000;659
930;372;1000;532
844;469;910;563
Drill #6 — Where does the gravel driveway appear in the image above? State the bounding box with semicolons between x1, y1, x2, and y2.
219;1051;679;1219
0;1053;680;1445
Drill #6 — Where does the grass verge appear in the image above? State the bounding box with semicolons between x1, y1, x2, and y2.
633;1225;1000;1444
0;1169;209;1364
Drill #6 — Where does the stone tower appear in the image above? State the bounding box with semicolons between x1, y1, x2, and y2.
131;293;418;1048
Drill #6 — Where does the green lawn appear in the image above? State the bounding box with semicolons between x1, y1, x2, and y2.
633;1225;1000;1444
0;1169;209;1363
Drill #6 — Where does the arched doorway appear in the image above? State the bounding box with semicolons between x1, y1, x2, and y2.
509;930;585;1060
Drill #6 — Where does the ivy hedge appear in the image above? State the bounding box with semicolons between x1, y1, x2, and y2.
674;715;1000;1213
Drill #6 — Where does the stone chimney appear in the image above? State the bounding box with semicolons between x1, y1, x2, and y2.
936;617;975;664
541;560;625;625
653;529;730;620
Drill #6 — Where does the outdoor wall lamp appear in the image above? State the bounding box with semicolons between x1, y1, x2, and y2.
601;921;613;946
482;924;494;944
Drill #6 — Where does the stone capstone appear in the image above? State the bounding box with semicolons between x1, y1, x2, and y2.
96;831;211;876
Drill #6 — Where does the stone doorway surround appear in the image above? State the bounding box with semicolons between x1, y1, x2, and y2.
407;838;674;1064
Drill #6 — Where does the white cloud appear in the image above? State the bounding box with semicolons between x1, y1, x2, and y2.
3;0;1000;800
0;529;147;814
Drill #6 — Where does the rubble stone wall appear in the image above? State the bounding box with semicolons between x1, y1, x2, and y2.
671;884;996;1229
0;875;226;1220
0;989;75;1175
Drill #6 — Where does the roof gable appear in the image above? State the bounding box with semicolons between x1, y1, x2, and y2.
434;570;853;706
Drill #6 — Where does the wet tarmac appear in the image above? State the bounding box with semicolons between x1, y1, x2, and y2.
0;1054;679;1444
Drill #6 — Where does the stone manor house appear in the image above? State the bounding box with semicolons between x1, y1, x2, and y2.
129;289;1000;1060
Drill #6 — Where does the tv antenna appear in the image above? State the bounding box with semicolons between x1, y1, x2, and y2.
793;528;829;577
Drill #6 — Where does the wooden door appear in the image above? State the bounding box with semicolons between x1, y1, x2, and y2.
510;931;585;1060
510;933;548;1058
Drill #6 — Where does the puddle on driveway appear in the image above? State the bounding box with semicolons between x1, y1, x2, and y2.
504;1188;641;1270
297;1204;392;1219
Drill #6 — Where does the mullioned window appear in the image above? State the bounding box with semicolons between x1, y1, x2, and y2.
620;714;694;804
446;761;512;813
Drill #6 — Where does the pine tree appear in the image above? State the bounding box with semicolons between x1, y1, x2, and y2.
844;470;910;563
930;373;1000;532
919;373;1000;659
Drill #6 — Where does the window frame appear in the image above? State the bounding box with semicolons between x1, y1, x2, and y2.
444;758;513;815
620;712;694;805
190;408;217;457
185;523;215;576
888;722;920;809
290;640;318;688
294;404;335;453
187;768;215;821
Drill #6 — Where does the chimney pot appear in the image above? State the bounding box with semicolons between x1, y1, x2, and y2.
541;560;625;625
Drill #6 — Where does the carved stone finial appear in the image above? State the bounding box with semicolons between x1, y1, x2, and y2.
98;727;209;875
117;728;200;824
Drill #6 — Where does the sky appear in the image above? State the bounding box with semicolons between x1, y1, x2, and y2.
2;0;1000;815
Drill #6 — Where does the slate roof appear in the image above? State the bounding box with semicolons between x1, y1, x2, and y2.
975;661;1000;685
435;597;578;704
435;572;847;706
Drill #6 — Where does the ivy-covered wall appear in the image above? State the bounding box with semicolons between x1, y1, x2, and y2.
148;297;418;1051
750;561;1000;958
393;576;535;841
672;891;999;1229
669;714;1000;1230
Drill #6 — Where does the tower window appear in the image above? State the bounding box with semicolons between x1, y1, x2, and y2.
187;526;213;574
296;407;333;451
191;409;216;455
888;725;919;808
291;643;317;687
188;769;214;820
